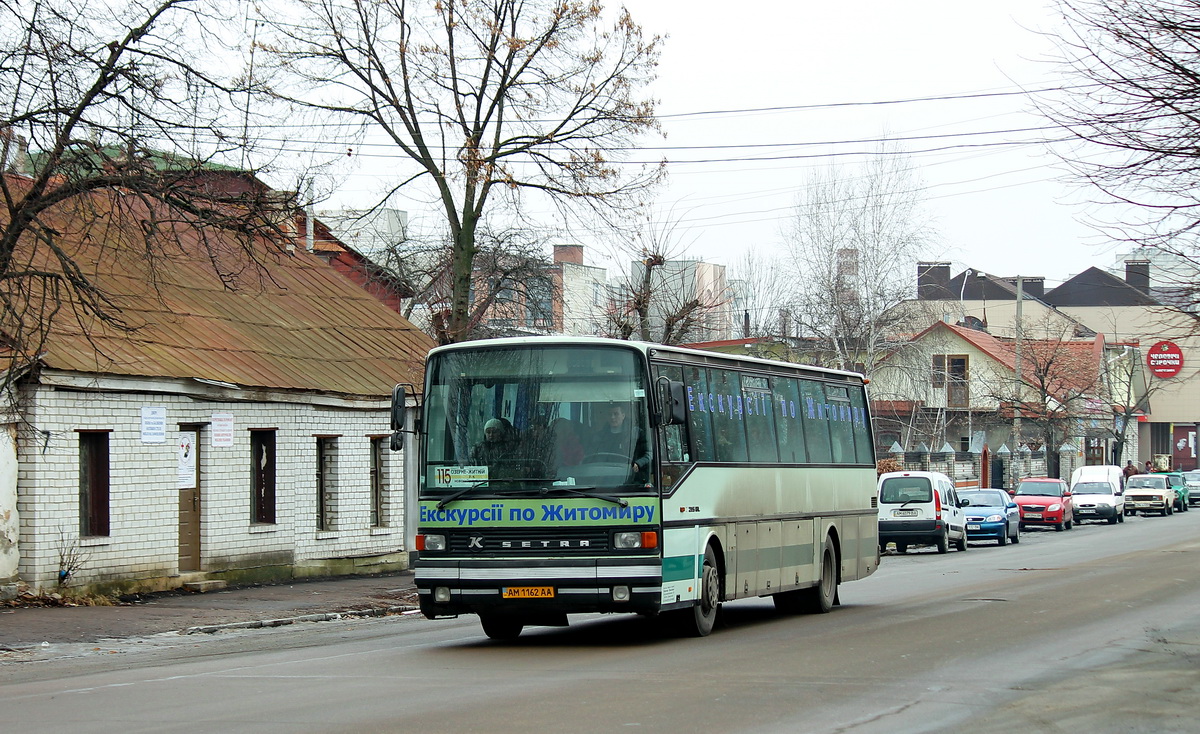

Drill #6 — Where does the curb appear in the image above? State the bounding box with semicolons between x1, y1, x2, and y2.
180;604;421;635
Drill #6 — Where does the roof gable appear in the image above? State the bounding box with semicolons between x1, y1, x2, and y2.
1043;267;1160;307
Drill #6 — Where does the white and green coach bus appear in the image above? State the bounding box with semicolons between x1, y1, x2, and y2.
394;336;879;639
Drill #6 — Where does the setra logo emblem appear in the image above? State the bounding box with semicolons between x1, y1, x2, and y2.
501;539;592;549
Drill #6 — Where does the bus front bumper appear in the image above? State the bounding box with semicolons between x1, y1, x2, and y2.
415;558;663;618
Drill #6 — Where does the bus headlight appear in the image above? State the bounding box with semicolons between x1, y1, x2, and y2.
434;586;451;603
614;531;658;549
417;533;446;551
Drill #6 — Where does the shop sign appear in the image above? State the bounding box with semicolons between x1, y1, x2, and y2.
1147;340;1184;378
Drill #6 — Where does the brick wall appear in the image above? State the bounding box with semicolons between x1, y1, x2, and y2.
14;377;407;590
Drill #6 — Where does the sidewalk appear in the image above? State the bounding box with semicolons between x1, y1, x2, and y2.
0;571;419;649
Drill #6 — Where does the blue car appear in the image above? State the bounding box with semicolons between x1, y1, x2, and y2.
959;489;1021;546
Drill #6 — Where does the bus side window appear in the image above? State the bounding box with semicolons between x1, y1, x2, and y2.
653;364;690;465
775;377;807;463
685;366;715;461
799;379;833;463
708;368;749;463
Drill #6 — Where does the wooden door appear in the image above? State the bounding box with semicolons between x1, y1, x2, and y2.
178;429;201;572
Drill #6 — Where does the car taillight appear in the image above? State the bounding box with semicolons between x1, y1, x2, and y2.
934;490;943;520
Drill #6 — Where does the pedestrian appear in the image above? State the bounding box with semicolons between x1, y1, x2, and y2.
1123;460;1138;479
1145;459;1154;473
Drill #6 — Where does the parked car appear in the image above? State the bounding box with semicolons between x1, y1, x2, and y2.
959;489;1021;545
878;471;969;554
1069;464;1125;524
1012;478;1074;531
1124;473;1178;516
1183;471;1200;507
1165;472;1190;513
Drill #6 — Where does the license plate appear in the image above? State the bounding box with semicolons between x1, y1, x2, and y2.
893;509;918;517
502;586;554;599
967;524;981;530
1024;512;1042;519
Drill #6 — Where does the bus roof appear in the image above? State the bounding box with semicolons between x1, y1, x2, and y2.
427;336;867;383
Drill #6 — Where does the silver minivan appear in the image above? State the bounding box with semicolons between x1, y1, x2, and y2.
878;471;969;554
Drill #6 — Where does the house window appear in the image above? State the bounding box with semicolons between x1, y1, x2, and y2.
947;355;969;408
316;437;338;530
251;430;276;524
931;355;946;388
79;431;110;537
525;277;553;327
370;437;386;527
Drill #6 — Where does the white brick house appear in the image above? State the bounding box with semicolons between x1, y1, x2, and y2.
0;172;434;596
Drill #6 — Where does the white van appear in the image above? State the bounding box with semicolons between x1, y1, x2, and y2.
878;471;968;554
1069;464;1125;524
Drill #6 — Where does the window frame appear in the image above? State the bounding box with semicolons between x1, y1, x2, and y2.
251;429;277;525
79;430;111;537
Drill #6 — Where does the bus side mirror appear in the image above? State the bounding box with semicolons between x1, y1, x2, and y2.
390;384;407;452
657;379;686;426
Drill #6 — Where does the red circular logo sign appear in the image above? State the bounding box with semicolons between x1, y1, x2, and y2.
1147;340;1184;378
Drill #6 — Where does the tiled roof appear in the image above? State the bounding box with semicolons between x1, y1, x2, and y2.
4;174;434;398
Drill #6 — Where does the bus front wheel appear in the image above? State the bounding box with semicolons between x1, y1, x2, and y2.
480;615;524;641
684;544;721;637
804;536;838;614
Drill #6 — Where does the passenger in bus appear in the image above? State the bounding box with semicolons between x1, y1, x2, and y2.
549;418;584;467
472;417;517;466
590;403;650;475
524;415;583;476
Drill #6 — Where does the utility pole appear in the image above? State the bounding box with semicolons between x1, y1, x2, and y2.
1013;276;1023;453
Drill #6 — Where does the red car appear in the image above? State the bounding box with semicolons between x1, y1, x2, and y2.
1012;478;1074;531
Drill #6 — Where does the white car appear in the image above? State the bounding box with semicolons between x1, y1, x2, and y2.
878;470;968;554
1069;465;1125;524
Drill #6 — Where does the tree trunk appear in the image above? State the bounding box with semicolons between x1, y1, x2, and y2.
444;216;478;344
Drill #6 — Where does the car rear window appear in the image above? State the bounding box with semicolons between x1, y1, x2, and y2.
1127;476;1167;489
879;476;933;504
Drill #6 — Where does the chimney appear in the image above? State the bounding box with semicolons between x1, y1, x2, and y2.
553;244;584;265
917;261;951;299
1126;260;1150;291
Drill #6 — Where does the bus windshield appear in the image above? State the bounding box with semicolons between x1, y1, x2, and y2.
422;345;653;497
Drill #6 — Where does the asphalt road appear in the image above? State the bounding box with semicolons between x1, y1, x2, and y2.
3;511;1200;733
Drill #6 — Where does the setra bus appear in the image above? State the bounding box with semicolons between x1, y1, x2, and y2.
393;336;879;639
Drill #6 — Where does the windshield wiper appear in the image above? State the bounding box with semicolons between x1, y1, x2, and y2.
436;475;558;510
436;481;490;510
539;485;628;507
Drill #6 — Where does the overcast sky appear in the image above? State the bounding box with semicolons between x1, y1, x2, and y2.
614;0;1128;287
321;1;1130;288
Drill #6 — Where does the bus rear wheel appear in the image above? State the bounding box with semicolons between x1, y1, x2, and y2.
683;544;721;636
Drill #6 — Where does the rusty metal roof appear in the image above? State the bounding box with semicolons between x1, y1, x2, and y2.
5;176;434;398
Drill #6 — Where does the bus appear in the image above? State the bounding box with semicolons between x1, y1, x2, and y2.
393;336;879;639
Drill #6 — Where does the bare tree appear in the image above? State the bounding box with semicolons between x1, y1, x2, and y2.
1;1;286;397
782;146;936;374
1044;0;1200;309
257;0;663;344
603;213;730;345
727;249;800;340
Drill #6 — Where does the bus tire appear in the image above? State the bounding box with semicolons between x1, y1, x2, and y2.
803;536;838;614
684;544;721;637
480;615;524;641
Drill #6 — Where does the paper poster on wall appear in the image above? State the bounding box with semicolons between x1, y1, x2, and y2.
140;406;167;444
211;413;235;447
178;432;196;488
